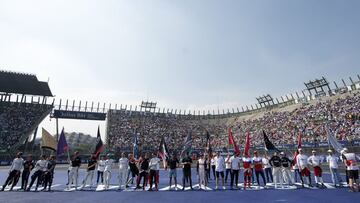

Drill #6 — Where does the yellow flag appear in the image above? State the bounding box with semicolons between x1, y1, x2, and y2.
41;128;57;151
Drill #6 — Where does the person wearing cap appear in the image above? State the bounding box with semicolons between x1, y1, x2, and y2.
214;151;226;190
27;154;48;191
253;151;266;187
81;154;97;189
104;153;114;189
118;152;128;190
148;152;161;191
326;149;342;187
341;148;359;192
68;151;81;190
262;153;273;183
296;149;312;187
308;150;325;188
197;153;207;189
280;152;293;186
270;152;283;189
230;152;241;189
242;153;252;189
1;152;24;191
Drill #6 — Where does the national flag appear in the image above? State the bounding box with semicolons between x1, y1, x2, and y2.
94;126;104;158
133;130;139;159
158;136;169;168
263;130;280;152
325;125;343;154
181;131;192;158
56;128;68;157
41;128;57;151
244;131;250;156
205;131;213;158
228;128;240;155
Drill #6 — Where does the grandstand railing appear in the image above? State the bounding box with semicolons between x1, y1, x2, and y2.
110;139;360;154
48;74;360;118
0;93;55;106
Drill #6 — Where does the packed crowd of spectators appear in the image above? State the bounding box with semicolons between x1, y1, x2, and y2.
107;111;228;152
0;102;52;150
107;91;360;152
234;91;360;147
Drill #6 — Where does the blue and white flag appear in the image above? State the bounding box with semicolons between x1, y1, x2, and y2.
325;125;343;154
181;131;192;158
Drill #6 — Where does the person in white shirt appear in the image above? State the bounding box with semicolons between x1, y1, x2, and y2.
326;150;342;187
148;153;161;191
118;152;129;190
341;148;359;192
262;153;273;183
214;152;226;190
230;152;241;189
296;149;312;187
211;155;216;180
104;154;114;189
225;154;231;183
308;150;325;188
1;152;24;191
27;155;48;191
292;154;302;183
97;156;105;185
197;153;207;189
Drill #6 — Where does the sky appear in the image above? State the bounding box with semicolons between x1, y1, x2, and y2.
0;0;359;138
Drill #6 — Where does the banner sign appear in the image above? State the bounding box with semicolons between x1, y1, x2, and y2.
352;140;360;146
52;110;106;120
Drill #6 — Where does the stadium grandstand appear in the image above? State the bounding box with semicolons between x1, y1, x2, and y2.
106;76;360;155
0;70;53;153
1;69;359;157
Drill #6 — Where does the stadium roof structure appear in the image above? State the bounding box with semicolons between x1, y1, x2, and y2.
0;70;53;96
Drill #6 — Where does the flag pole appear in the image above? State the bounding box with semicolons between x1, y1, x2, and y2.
67;146;71;164
63;127;71;164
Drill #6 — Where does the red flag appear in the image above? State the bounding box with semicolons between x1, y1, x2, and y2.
292;130;302;165
94;126;104;158
228;128;240;155
158;136;169;168
244;131;250;156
